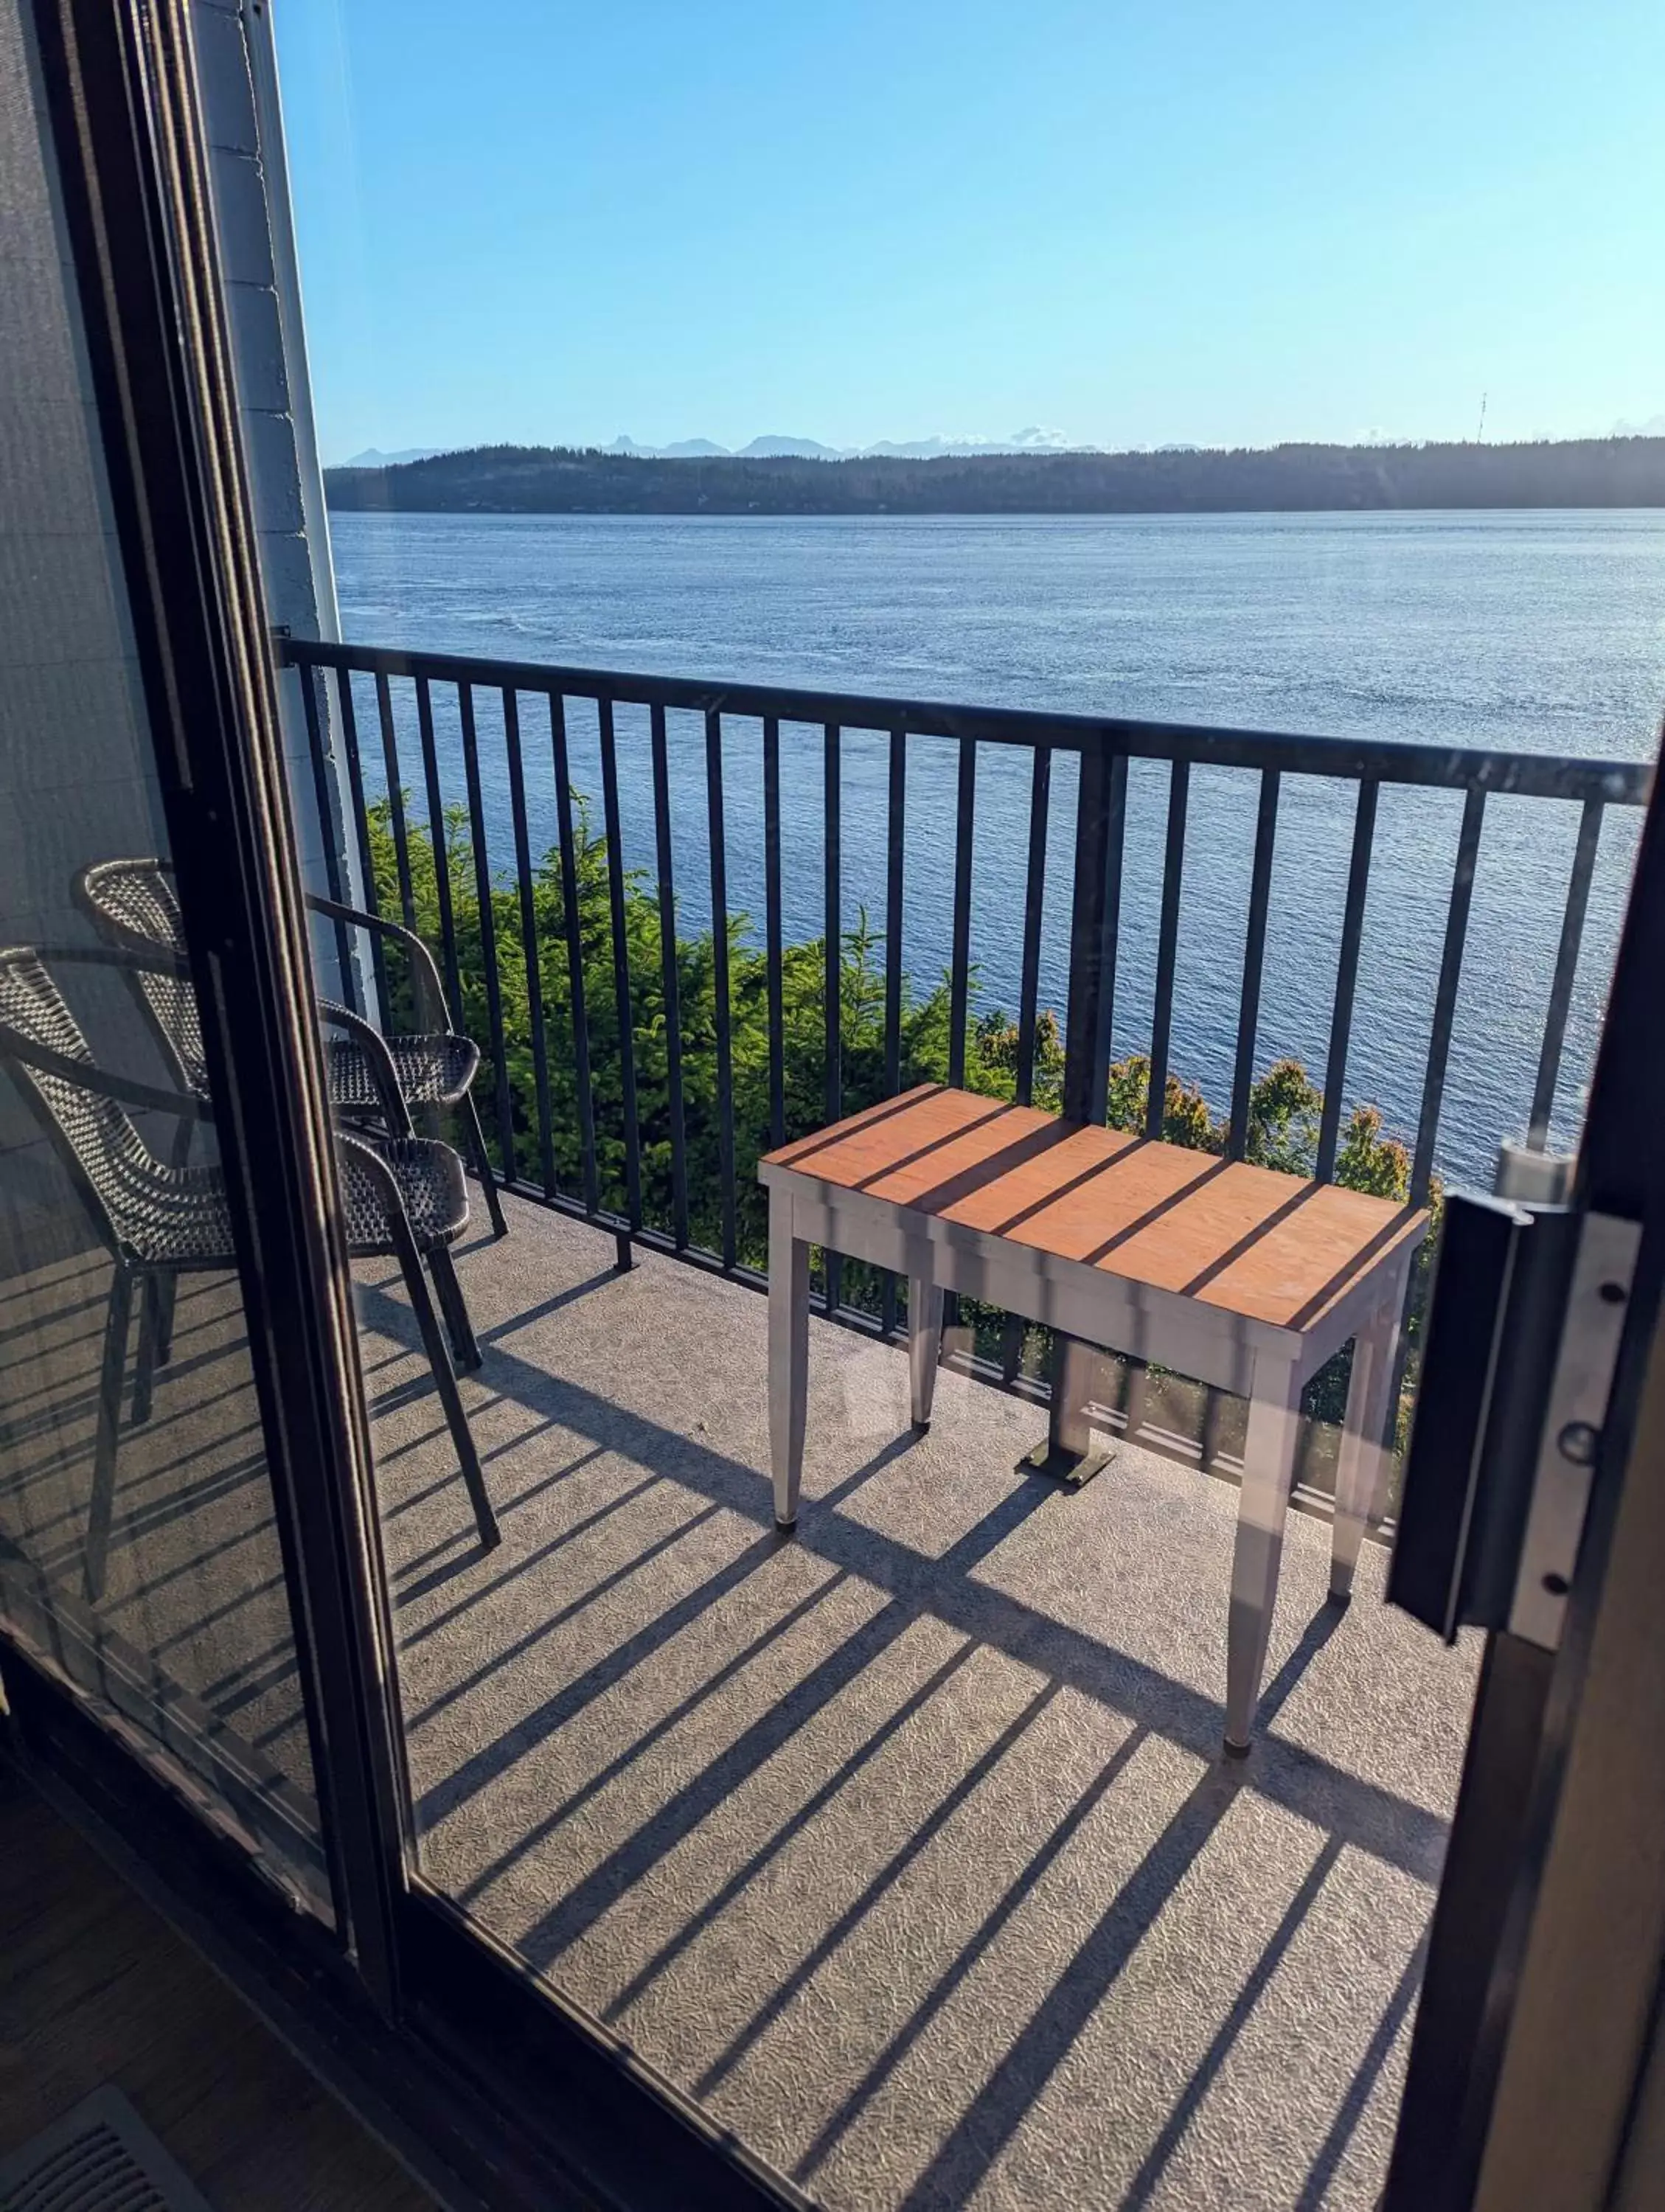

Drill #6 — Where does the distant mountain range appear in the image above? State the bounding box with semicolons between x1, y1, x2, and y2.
338;430;1093;467
338;445;448;468
323;435;1665;516
599;428;1087;461
338;422;1665;469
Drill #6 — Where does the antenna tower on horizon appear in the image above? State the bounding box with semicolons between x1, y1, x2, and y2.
1477;392;1488;442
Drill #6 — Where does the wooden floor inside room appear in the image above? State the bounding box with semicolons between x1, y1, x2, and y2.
0;1765;434;2212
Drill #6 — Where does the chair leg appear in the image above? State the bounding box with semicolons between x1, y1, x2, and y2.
132;1272;164;1425
393;1220;499;1551
153;1274;177;1368
429;1245;482;1371
156;1121;193;1367
85;1267;134;1604
459;1091;509;1239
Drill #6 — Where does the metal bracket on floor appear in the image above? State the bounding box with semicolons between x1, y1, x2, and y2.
1021;1332;1113;1487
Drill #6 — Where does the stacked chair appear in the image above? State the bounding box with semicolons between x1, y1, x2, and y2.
0;866;504;1604
77;858;508;1237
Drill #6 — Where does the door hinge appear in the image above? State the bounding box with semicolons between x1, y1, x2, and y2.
1506;1211;1639;1646
1388;1194;1639;1651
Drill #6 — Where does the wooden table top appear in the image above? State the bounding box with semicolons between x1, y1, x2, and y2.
762;1084;1428;1334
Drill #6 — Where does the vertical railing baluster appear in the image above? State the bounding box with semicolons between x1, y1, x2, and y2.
298;660;356;1007
331;668;388;1010
649;704;689;1247
824;722;842;1315
1145;757;1190;1140
707;710;737;1269
1004;744;1053;1383
549;694;600;1219
1315;779;1380;1183
1379;785;1487;1483
1049;740;1128;1466
503;688;555;1198
1206;763;1284;1462
415;674;464;1023
948;737;977;1088
1412;785;1487;1204
599;696;642;1245
763;716;785;1150
881;727;906;1342
1226;768;1281;1160
458;681;517;1184
884;729;906;1097
1528;797;1604;1149
373;671;418;931
1062;745;1127;1126
1015;748;1052;1109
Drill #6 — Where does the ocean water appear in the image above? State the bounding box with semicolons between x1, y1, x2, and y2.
327;509;1665;1185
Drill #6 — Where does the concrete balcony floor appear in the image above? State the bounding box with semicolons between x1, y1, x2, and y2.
358;1192;1481;2212
0;1183;1481;2211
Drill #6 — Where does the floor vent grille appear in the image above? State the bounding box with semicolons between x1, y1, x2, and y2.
0;2087;213;2212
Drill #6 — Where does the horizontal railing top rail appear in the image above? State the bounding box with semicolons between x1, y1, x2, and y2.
282;636;1651;806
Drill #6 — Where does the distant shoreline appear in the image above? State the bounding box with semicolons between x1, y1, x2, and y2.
324;435;1665;517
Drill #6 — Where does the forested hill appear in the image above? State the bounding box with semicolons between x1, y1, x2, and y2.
323;437;1665;516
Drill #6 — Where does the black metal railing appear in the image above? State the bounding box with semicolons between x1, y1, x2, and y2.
281;633;1651;1467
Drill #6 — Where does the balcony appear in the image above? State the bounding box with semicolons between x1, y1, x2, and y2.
4;636;1646;2210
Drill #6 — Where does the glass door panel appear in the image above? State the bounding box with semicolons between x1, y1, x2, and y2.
0;0;327;1917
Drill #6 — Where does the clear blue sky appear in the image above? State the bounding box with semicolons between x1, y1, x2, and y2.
274;0;1665;465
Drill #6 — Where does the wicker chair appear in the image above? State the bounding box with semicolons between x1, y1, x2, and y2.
0;946;499;1602
75;858;508;1239
74;857;490;1382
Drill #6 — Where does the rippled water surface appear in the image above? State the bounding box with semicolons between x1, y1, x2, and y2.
328;509;1665;1183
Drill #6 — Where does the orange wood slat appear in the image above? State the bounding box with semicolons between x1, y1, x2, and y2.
762;1085;1426;1333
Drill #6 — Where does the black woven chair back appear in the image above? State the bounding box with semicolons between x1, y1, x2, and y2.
0;947;175;1258
76;857;206;1092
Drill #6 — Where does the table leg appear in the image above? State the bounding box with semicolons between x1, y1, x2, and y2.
1329;1282;1405;1601
1050;1333;1100;1459
909;1267;944;1427
1225;1354;1303;1756
768;1189;810;1528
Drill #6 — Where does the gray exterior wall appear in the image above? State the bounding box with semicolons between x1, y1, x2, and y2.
192;0;361;927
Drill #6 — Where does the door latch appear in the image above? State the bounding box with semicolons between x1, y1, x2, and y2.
1388;1193;1639;1651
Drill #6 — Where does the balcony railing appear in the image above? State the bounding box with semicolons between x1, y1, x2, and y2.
279;633;1650;1477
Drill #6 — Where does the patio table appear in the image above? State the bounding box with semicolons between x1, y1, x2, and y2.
760;1084;1429;1753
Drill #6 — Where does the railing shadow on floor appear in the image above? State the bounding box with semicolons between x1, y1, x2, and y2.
355;1236;1446;2197
361;1268;1450;1884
